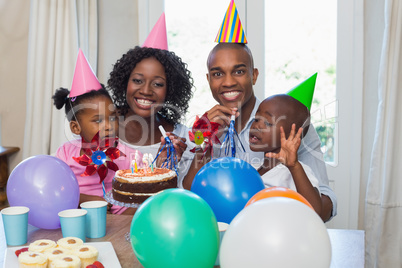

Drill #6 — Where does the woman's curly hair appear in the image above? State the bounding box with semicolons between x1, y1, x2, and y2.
107;46;194;125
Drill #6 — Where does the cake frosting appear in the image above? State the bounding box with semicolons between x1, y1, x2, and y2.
28;239;57;253
18;251;48;268
112;168;177;203
115;168;176;182
50;254;81;268
71;245;99;267
44;247;71;267
57;237;84;250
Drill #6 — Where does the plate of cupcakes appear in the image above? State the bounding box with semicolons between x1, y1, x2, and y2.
5;237;121;268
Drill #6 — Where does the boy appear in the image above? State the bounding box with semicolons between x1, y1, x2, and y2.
249;94;322;214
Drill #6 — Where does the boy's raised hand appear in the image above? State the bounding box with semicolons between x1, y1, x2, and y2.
265;124;303;168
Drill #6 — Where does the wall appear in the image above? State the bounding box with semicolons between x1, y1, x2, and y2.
97;0;139;84
0;0;29;171
0;0;139;171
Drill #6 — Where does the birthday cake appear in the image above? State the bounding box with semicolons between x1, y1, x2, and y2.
112;168;177;203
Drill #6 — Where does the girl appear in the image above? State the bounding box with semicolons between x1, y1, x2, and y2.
52;86;143;214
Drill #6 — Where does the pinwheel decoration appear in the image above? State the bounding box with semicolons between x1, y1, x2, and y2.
193;131;205;146
73;132;125;194
188;112;221;157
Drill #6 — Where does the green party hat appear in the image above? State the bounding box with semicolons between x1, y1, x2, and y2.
287;73;317;110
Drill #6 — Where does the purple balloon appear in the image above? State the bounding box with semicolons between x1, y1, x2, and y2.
7;155;79;229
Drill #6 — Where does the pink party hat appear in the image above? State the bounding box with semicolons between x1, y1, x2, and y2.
142;13;168;50
69;49;102;98
215;0;247;43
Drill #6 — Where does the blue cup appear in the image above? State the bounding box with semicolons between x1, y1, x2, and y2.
1;206;30;246
58;209;87;242
80;201;107;238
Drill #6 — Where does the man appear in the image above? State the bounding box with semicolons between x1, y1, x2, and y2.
183;43;336;222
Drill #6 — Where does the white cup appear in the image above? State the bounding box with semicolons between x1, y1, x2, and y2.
215;222;229;266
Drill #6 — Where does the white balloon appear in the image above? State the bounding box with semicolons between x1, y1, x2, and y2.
220;197;331;268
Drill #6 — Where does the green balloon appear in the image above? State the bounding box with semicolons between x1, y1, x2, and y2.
130;189;220;268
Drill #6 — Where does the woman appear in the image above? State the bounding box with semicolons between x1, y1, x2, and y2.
108;46;195;187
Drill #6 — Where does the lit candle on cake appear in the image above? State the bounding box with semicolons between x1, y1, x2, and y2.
131;160;138;173
149;154;154;172
142;154;149;173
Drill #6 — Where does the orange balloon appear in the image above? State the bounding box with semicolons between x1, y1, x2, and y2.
245;186;314;210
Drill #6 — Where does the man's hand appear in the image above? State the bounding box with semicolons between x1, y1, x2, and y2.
206;105;239;139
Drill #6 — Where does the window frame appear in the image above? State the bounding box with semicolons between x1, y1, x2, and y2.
140;0;363;229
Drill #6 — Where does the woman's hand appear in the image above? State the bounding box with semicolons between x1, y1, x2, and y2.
156;132;187;167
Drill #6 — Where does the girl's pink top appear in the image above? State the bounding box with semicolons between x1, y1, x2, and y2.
56;139;143;214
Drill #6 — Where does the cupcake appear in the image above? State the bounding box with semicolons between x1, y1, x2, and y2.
50;255;81;268
57;237;84;250
18;251;48;268
71;245;99;268
28;239;57;253
44;247;71;267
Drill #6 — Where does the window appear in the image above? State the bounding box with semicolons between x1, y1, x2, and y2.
264;0;337;163
165;0;230;126
165;0;337;163
157;0;363;229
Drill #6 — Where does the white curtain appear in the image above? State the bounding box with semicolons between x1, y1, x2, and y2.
365;0;402;267
23;0;98;159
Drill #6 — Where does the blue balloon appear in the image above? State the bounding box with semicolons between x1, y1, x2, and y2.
191;157;264;223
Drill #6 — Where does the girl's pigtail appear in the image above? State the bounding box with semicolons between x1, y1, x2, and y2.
52;88;70;110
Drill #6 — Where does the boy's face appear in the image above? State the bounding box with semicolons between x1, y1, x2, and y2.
207;45;258;110
73;96;118;143
126;57;167;119
249;99;288;153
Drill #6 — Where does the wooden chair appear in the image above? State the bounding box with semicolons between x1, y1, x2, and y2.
0;146;19;209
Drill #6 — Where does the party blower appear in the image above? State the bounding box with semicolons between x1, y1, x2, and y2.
152;126;179;176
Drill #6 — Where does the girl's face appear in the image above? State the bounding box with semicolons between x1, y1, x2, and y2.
126;57;167;119
73;95;118;143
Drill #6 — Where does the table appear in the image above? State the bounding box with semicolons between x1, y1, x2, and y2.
0;214;364;267
327;229;365;267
